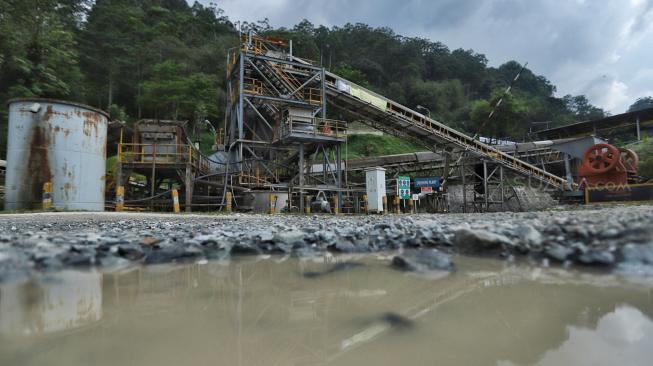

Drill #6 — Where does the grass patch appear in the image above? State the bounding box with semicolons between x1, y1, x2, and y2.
344;134;423;159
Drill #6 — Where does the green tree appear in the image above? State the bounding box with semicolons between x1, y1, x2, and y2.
563;95;607;121
139;60;217;121
0;0;86;159
332;64;370;87
409;79;466;122
470;91;529;140
628;97;653;112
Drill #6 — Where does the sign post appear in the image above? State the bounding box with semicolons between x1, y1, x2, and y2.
397;176;411;200
414;177;441;190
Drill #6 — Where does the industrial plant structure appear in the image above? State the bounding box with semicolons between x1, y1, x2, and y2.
5;32;653;213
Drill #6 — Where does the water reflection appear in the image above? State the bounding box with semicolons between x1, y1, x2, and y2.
0;270;102;336
523;306;653;366
0;256;651;366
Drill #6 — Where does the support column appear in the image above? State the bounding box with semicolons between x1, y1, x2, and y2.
150;144;157;211
564;153;573;185
483;161;489;212
461;158;466;214
298;143;304;214
185;164;193;212
336;144;342;213
499;165;505;211
636;116;641;141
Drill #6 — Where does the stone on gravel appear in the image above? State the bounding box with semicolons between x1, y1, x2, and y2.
117;245;145;261
328;240;357;253
579;250;615;266
273;230;305;245
454;228;513;254
139;236;159;246
1;204;653;279
392;249;453;272
545;244;575;262
516;225;543;247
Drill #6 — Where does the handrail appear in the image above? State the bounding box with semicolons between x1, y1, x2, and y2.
279;116;347;140
117;143;210;173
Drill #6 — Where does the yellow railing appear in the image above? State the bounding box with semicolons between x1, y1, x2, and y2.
117;143;210;173
241;35;270;55
302;88;322;105
280;116;347;140
243;77;264;95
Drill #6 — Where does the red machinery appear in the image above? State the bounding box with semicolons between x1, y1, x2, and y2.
578;143;639;187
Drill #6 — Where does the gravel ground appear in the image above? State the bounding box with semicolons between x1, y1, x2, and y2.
1;204;653;280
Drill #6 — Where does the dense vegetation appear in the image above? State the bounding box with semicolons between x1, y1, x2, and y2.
0;0;649;160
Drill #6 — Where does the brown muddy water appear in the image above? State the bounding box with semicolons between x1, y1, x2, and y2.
1;255;652;366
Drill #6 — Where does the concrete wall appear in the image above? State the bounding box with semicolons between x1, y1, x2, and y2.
445;185;556;213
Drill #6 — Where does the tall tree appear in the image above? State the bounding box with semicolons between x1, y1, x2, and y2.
0;0;86;158
628;97;653;112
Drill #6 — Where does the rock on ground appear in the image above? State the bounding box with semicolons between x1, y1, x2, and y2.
0;204;652;279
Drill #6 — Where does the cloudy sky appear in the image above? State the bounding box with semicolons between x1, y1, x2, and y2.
206;0;653;113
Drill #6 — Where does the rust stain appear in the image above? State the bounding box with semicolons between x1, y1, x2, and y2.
82;112;100;137
43;105;72;122
63;182;74;201
24;125;52;209
44;105;54;122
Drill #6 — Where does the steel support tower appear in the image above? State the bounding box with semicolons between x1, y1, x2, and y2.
224;33;347;212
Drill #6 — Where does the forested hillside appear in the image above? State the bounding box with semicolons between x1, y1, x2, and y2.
0;0;614;159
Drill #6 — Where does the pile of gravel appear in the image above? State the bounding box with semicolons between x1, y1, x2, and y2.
0;204;652;280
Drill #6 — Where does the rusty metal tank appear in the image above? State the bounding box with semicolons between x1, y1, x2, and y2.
5;98;109;211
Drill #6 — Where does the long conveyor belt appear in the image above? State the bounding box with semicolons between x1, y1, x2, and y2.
322;71;573;190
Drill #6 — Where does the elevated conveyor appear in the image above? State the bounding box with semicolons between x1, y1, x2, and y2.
322;72;573;190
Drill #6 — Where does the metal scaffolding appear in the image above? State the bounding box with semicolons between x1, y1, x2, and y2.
224;32;348;212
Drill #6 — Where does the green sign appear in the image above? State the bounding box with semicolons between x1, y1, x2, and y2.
397;176;411;199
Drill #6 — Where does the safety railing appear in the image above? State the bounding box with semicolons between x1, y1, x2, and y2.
269;62;302;91
117;143;210;173
302;88;323;105
243;77;264;95
241;35;270;55
243;76;322;105
279;116;347;140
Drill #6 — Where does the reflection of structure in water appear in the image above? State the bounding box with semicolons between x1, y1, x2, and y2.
1;260;652;366
0;270;102;336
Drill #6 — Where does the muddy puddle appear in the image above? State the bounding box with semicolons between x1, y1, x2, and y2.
0;255;652;366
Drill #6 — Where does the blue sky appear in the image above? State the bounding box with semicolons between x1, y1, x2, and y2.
199;0;653;113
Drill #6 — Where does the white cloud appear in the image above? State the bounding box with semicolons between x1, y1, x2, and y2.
532;306;653;366
204;0;653;113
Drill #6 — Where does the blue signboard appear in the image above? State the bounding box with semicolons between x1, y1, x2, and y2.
414;177;441;188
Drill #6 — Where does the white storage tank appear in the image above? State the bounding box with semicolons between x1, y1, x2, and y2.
4;98;109;211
